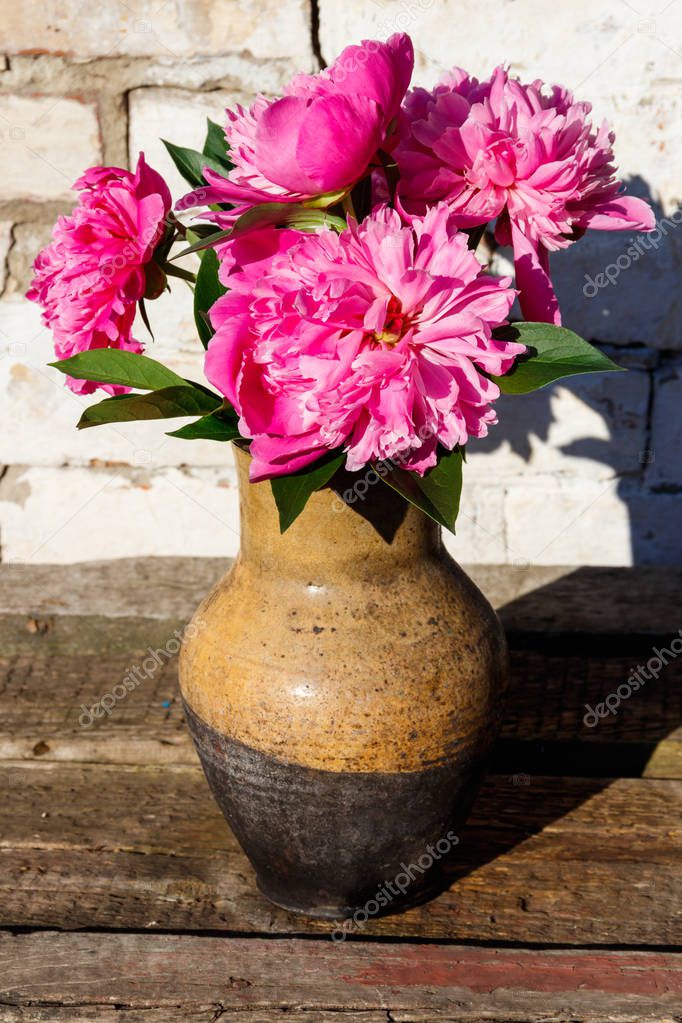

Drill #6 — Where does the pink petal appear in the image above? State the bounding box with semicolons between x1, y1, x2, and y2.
578;195;656;232
297;94;385;193
325;33;414;123
249;433;329;481
254;96;322;193
508;221;562;325
205;299;252;410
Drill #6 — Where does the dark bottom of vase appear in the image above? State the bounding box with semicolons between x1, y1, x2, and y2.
255;871;453;921
183;701;489;919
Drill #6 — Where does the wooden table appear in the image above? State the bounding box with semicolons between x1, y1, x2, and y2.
1;559;680;1021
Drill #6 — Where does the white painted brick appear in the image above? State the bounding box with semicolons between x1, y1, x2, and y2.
466;370;650;481
5;222;54;297
0;296;231;469
0;95;101;201
645;358;682;489
0;464;239;564
135;261;206;360
143;54;312;93
594;88;682;216
128;88;245;203
502;477;682;567
1;0;313;61
504;477;632;566
626;491;682;565
443;485;507;564
320;1;682;110
0;222;12;293
505;478;682;565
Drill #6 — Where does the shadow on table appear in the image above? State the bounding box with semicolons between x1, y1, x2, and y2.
438;564;682;891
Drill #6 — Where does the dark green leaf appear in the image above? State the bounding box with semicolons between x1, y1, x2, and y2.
202;118;233;170
164;263;196;284
161;139;231;189
381;447;463;532
77;385;221;430
174;227;233;259
50;350;187;391
270;451;346;533
186;222;225;238
194;247;227;348
138;297;154;341
167;407;240;441
380;467;446;528
491;322;624;394
414;447;463;531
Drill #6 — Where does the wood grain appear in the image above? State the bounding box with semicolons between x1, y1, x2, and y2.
3;559;681;651
1;761;680;944
1;643;679;776
0;932;680;1022
2;560;681;1020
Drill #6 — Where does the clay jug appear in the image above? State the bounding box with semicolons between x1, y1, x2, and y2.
179;445;508;918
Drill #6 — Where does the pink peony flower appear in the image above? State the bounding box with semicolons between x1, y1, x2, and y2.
176;34;414;224
206;204;524;481
28;154;171;394
396;67;655;324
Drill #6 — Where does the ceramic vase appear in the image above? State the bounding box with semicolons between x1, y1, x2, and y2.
179;445;508;918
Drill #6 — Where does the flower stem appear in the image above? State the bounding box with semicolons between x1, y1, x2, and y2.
167;211;188;238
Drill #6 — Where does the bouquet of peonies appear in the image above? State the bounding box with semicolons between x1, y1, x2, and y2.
29;34;654;532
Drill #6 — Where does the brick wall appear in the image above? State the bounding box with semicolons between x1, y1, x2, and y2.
0;0;680;566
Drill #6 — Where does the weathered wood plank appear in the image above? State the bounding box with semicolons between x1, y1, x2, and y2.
1;763;680;944
0;1012;389;1023
2;560;681;654
1;560;680;953
1;645;680;777
0;933;680;1022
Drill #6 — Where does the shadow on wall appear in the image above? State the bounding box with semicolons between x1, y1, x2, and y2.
477;176;682;566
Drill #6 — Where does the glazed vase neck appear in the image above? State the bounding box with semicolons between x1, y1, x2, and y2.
233;445;441;579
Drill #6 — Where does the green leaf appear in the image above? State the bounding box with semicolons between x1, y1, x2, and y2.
301;188;349;209
194;246;227;348
77;385;221;430
138;297;155;341
161;139;231;189
164;264;196;284
491;322;624;394
270;451;346;533
173;204;347;261
185;222;225;238
232;202;347;236
414;447;463;530
167;407;240;441
174;227;234;259
381;447;463;533
50;350;187;391
202;118;233;170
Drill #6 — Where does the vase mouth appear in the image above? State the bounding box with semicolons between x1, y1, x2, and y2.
231;443;441;571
